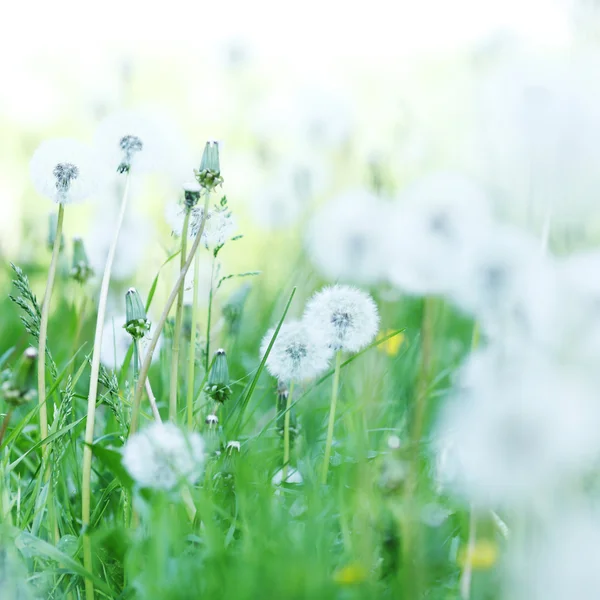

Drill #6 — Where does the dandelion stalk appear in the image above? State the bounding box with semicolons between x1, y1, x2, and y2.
38;203;64;446
169;211;191;422
204;256;217;373
130;192;210;435
186;251;202;430
321;349;342;485
282;381;295;482
82;173;131;600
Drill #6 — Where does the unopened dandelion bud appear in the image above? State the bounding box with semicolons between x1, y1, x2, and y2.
183;181;202;209
223;283;251;335
205;349;231;403
1;347;38;407
47;212;65;251
195;141;223;191
70;237;94;284
124;288;150;340
205;414;219;427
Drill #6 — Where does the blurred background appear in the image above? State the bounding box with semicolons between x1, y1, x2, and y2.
1;0;599;324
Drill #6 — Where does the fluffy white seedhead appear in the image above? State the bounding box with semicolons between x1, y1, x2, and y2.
30;138;98;204
166;203;237;250
436;350;600;508
306;190;389;284
303;285;380;353
94;110;167;174
385;172;492;296
122;422;205;490
260;320;332;383
507;511;600;600
448;225;557;346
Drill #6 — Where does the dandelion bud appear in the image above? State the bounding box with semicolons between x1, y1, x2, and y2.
47;212;65;252
205;414;219;427
196;141;223;191
183;181;202;209
124;288;150;340
1;348;38;407
205;349;231;403
223;283;251;336
70;237;94;284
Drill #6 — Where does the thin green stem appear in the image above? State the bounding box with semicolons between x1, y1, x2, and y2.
187;250;202;431
282;381;294;481
38;202;65;446
321;349;342;485
460;505;477;599
68;293;88;379
82;173;131;600
130;192;210;435
204;257;216;373
133;339;140;388
169;211;190;422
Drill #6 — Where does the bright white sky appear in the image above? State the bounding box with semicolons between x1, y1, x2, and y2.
3;0;572;61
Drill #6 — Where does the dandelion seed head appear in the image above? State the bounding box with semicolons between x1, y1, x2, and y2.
122;422;205;490
507;511;600;600
306;189;388;284
385;172;492;295
30;138;98;204
260;320;332;382
436;352;600;508
94;110;168;174
303;285;379;353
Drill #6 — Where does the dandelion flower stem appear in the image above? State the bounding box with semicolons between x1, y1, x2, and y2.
460;505;477;600
38;202;64;446
204;256;216;373
321;349;342;485
82;173;131;600
130;192;210;435
169;210;190;422
186;250;202;431
282;381;295;481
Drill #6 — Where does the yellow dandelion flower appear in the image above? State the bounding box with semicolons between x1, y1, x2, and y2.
333;562;368;585
458;539;499;570
377;330;405;356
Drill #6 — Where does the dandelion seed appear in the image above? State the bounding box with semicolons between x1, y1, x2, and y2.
304;285;379;353
260;320;332;383
30;139;98;204
226;440;241;454
306;190;389;284
122;422;205;490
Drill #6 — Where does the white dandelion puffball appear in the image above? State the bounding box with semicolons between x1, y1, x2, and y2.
507;511;600;600
303;285;380;353
260;320;332;382
384;172;493;296
94;110;167;174
30;138;98;204
123;422;205;490
166;203;237;250
436;355;600;508
306;189;389;284
272;467;304;485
